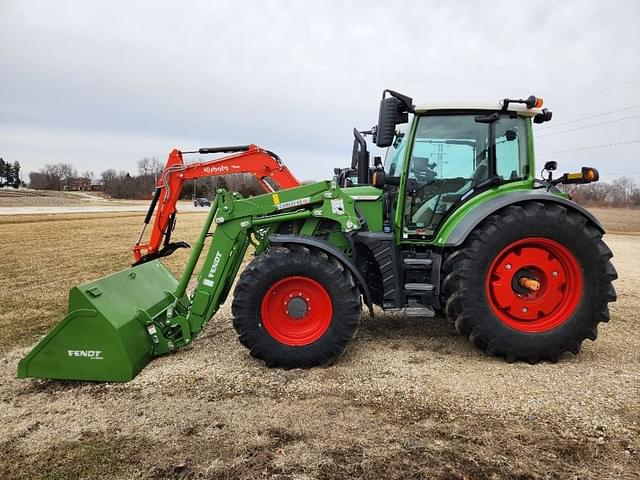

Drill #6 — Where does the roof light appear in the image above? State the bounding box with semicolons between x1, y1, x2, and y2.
502;95;548;112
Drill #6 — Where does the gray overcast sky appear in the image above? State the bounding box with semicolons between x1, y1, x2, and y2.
1;0;639;182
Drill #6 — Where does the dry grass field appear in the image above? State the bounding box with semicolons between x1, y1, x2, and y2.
588;207;640;235
0;207;639;479
0;189;112;207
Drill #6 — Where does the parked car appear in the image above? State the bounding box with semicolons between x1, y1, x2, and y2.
193;197;212;207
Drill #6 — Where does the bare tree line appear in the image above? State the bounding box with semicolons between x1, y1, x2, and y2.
562;176;640;207
98;158;164;199
29;164;95;191
181;174;263;200
102;158;262;199
28;158;262;199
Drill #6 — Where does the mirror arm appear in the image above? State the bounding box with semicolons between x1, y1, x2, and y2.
382;89;415;113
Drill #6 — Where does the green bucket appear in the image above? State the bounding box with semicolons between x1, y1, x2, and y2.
18;260;179;382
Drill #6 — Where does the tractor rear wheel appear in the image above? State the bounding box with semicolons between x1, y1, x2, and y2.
232;245;361;368
441;202;617;363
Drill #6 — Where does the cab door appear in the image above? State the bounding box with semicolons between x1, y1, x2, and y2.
398;112;530;241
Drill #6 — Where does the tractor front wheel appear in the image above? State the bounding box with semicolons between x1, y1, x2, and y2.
232;245;361;368
442;202;617;363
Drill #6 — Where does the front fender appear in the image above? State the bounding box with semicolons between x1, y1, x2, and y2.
269;234;374;316
441;190;604;247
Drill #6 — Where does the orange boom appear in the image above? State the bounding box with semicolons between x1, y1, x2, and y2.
132;144;299;264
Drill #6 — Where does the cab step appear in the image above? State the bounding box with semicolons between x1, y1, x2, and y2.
405;306;436;317
402;257;433;267
404;283;434;292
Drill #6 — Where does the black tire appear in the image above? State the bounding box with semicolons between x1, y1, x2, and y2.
441;202;617;363
231;245;361;368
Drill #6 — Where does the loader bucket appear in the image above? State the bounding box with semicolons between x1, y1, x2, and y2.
18;260;179;382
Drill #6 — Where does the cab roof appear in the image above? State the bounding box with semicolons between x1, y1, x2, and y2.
413;101;544;117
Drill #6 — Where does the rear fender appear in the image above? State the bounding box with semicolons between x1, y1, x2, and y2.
269;234;374;316
442;190;604;247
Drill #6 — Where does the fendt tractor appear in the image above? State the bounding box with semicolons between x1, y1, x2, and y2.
18;90;617;382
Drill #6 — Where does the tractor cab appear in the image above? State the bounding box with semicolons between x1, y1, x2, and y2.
400;107;531;239
371;90;551;242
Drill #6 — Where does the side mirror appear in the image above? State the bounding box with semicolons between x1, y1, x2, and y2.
544;161;557;171
375;90;413;148
376;97;402;147
534;108;553;124
372;170;385;188
372;170;401;189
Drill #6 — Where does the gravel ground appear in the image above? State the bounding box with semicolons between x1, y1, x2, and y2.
0;219;638;478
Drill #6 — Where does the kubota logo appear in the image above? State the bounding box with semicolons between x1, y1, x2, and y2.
203;165;229;174
68;350;104;360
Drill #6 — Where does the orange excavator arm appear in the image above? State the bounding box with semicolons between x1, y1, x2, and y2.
132;144;299;264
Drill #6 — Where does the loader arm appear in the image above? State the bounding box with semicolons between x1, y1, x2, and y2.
145;181;363;356
132;144;299;264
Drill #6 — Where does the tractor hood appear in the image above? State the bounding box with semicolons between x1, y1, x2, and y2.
343;185;384;232
342;185;383;201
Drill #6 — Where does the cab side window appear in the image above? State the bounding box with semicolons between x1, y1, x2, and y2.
495;117;528;181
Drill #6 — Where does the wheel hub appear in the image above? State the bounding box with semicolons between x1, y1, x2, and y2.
286;296;309;319
261;276;333;346
518;276;541;292
486;237;583;332
511;268;541;295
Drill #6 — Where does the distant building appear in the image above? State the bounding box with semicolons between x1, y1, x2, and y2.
90;182;104;191
65;177;92;191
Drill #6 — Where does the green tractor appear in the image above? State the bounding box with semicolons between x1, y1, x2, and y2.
18;90;617;381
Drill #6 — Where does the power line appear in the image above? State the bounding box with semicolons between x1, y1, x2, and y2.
537;104;640;130
537;139;640;156
537;113;640;138
554;78;640;105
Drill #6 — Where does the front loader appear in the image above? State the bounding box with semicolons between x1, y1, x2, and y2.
18;90;617;381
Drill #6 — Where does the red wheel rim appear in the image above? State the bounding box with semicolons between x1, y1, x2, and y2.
486;237;583;333
261;276;333;346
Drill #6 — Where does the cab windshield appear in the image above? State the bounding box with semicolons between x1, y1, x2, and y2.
404;112;529;238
